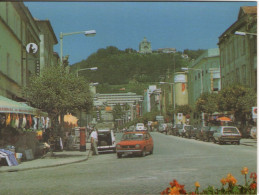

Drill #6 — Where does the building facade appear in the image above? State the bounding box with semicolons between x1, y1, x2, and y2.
93;93;143;123
187;48;221;107
0;2;58;101
35;19;58;74
218;6;257;91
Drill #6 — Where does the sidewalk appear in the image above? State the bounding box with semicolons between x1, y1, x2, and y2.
241;138;257;147
0;143;92;173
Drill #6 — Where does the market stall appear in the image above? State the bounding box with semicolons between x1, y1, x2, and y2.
0;95;50;165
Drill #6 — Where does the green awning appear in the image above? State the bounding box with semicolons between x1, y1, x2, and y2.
0;96;39;115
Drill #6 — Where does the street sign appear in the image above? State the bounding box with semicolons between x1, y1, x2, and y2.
177;113;183;120
26;43;38;54
252;107;257;119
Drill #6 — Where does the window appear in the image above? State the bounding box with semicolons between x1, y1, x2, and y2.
242;65;246;84
242;37;246;55
236;68;240;83
7;53;10;76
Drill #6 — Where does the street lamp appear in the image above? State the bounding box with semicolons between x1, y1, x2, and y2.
159;82;176;124
60;30;96;65
182;67;204;125
77;67;98;77
234;31;257;36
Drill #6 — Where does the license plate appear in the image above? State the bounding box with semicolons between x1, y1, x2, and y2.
125;151;133;155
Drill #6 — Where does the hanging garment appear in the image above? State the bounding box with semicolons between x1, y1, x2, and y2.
28;115;32;128
22;114;27;128
15;114;19;128
45;117;50;129
19;115;23;128
33;117;38;130
6;113;11;126
41;117;45;129
10;114;16;128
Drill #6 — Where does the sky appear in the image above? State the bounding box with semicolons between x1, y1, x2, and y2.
24;1;257;65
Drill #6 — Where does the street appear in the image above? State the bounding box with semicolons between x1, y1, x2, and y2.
0;132;257;195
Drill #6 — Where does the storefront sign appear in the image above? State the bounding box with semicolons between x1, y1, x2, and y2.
174;74;186;83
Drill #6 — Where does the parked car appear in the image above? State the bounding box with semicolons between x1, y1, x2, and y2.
116;131;154;158
97;129;116;153
241;125;253;138
203;126;219;142
158;123;168;133
195;126;208;140
172;124;181;136
250;126;257;139
135;123;146;131
213;126;242;145
185;125;196;138
178;124;193;137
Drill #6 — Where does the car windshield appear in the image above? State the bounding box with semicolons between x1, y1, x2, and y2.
223;127;239;134
122;133;144;140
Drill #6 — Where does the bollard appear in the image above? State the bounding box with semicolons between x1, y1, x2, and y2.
79;127;86;151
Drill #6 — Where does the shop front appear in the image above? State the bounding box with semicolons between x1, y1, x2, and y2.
0;96;49;166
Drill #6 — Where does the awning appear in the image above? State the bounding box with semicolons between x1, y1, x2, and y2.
0;95;41;115
217;116;232;122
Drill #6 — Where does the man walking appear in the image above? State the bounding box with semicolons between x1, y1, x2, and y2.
90;129;98;155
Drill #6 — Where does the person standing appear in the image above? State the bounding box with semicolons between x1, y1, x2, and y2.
90;129;98;155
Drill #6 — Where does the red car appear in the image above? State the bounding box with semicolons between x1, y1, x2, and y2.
116;131;154;158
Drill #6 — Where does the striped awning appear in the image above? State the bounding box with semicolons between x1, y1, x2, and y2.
0;96;39;115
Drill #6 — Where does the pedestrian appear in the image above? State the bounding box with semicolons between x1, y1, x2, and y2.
90;128;98;155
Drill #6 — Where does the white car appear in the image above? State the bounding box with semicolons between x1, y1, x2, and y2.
135;123;146;131
250;126;257;139
97;129;116;153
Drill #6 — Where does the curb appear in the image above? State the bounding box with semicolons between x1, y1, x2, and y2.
0;149;92;173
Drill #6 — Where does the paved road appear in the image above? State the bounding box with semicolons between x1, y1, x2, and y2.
0;132;256;195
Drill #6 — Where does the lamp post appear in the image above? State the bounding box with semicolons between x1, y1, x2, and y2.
182;67;204;126
159;82;176;124
234;31;257;36
77;67;98;77
59;30;96;65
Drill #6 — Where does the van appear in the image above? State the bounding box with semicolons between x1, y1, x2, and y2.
135;123;146;131
97;129;116;153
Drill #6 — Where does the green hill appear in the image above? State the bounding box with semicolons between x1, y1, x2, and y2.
70;46;205;94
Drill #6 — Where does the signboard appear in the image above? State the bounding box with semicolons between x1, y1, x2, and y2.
177;113;183;120
174;74;186;83
156;116;164;122
252;107;257;119
26;43;38;54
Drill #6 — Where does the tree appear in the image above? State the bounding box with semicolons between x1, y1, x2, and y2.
175;105;192;116
195;92;219;114
24;65;93;134
217;85;257;125
112;104;124;121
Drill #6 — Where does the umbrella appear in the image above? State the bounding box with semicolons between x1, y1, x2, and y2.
64;114;78;127
217;116;231;121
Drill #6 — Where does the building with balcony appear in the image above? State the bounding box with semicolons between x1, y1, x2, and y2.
218;6;257;91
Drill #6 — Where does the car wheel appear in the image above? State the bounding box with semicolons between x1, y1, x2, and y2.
141;148;146;157
219;141;223;145
117;153;122;158
213;138;216;143
237;141;240;145
150;147;153;155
